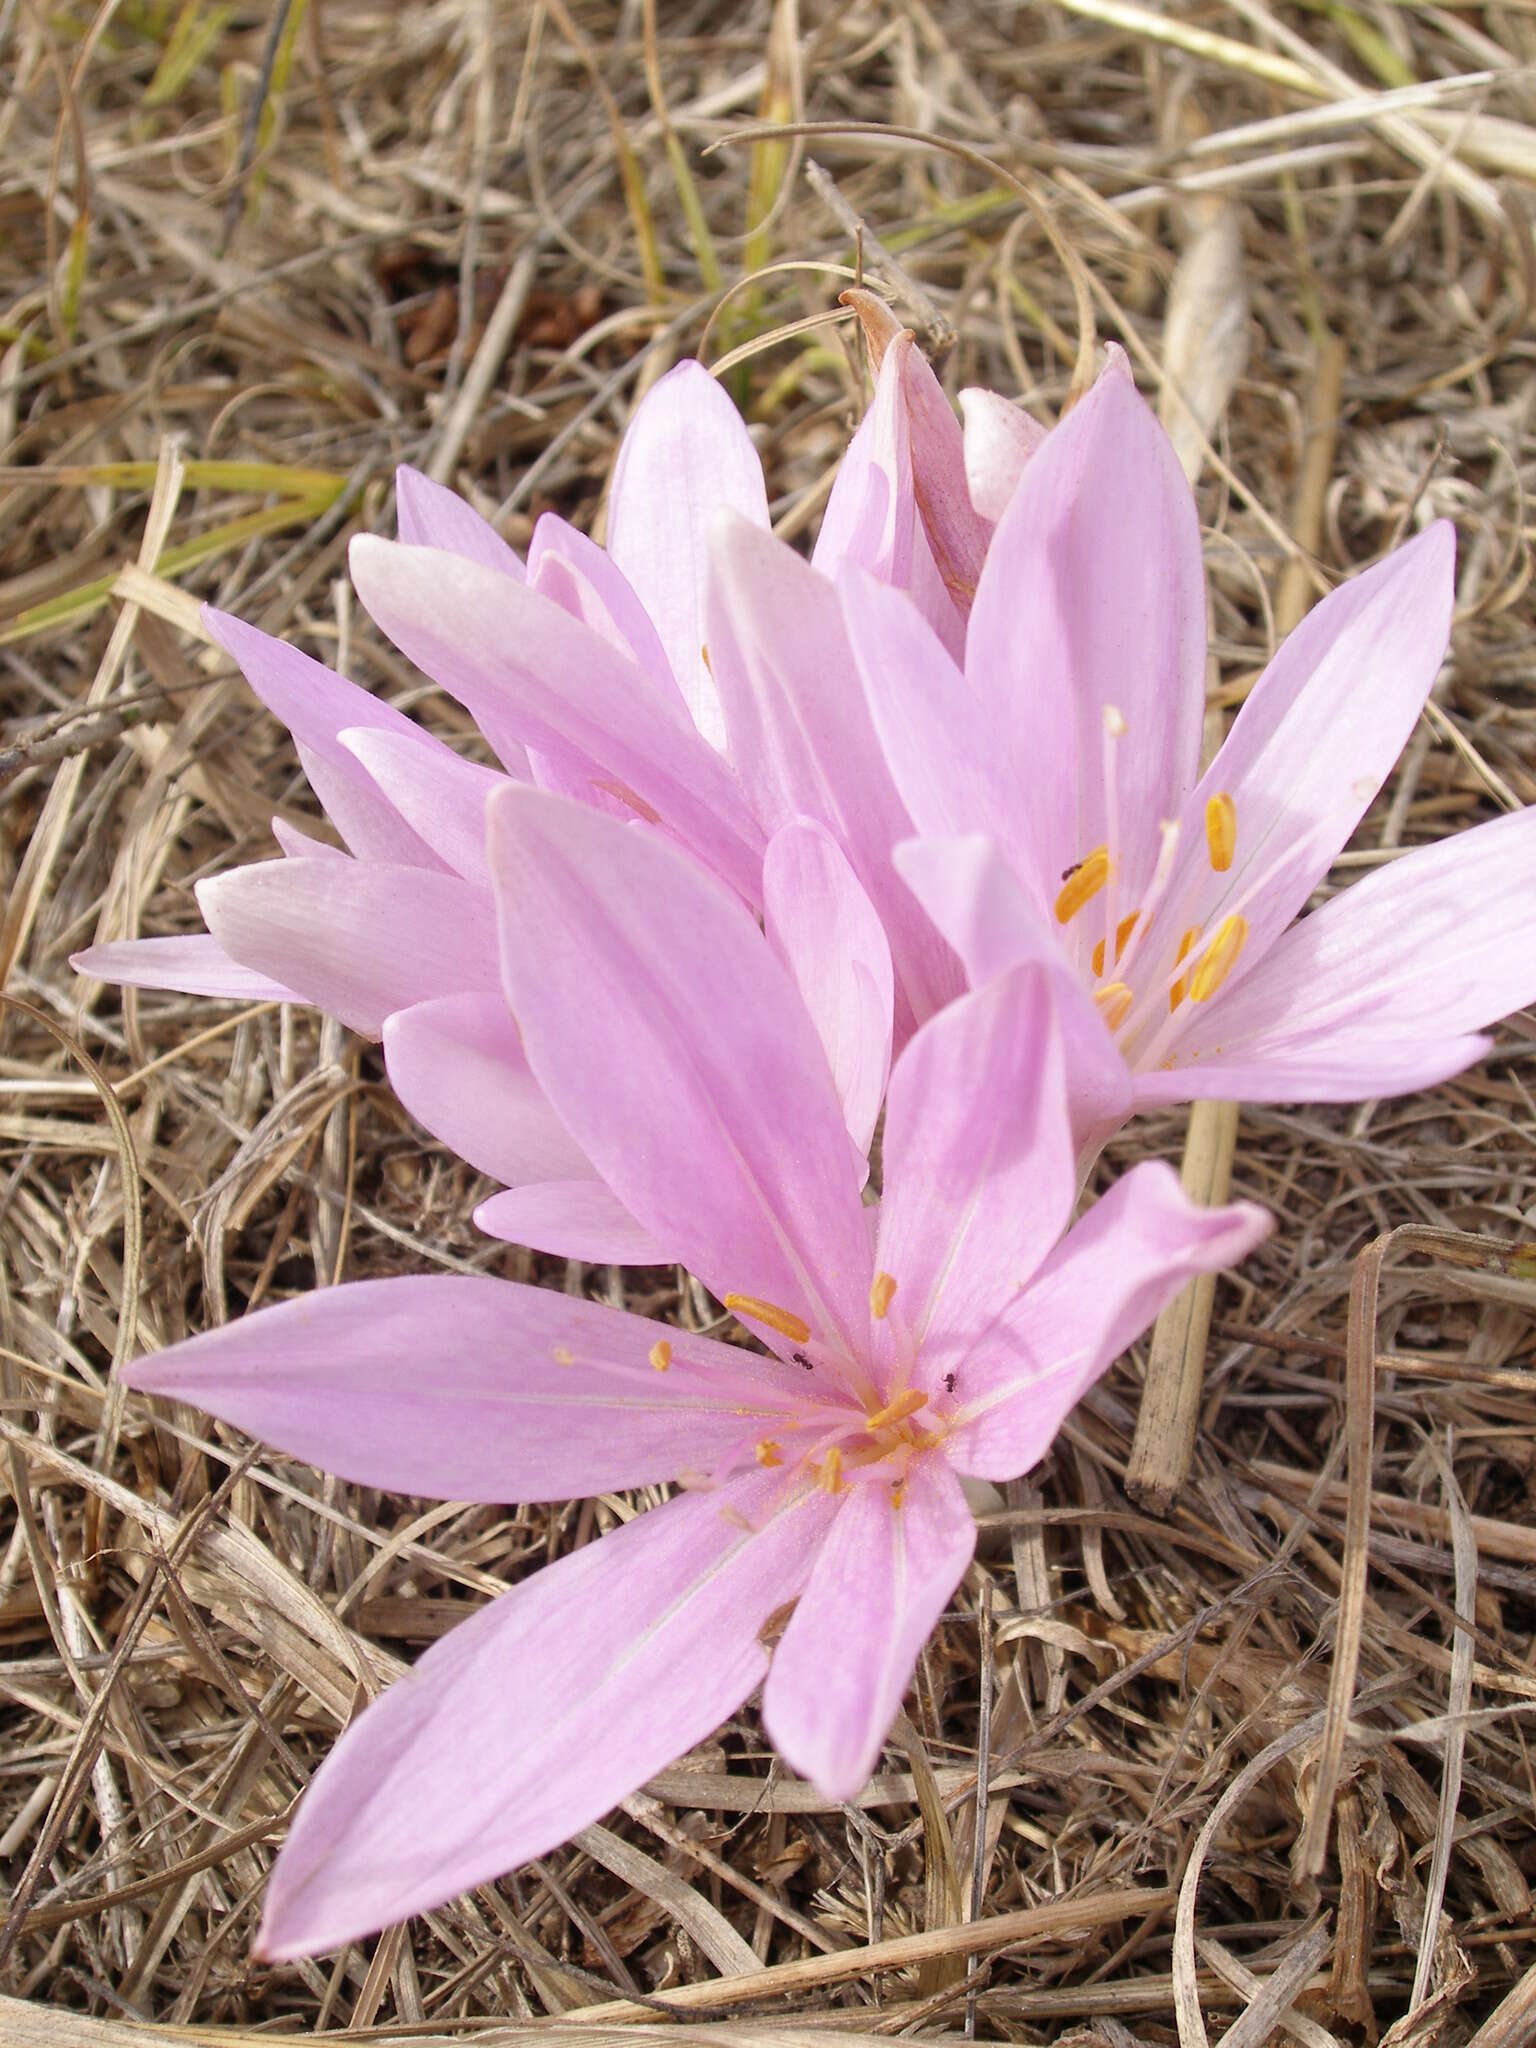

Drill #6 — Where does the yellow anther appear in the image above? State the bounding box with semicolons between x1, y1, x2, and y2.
755;1439;783;1468
890;1481;905;1511
648;1339;672;1373
817;1447;844;1494
723;1293;810;1344
1091;911;1140;978
864;1388;928;1433
700;643;712;674
1103;703;1127;739
1168;926;1201;1012
1189;914;1248;1002
869;1270;897;1320
552;1346;573;1367
1053;845;1110;925
1204;792;1236;872
1092;981;1133;1032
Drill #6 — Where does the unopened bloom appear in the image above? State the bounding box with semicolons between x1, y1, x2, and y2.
842;349;1536;1152
122;787;1268;1959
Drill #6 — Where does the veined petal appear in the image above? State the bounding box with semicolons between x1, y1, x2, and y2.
1158;521;1457;980
1140;800;1536;1103
205;608;448;869
945;1162;1269;1480
605;360;770;750
763;819;893;1159
124;1275;805;1500
763;1454;974;1801
872;966;1074;1395
382;993;591;1186
256;1469;839;1958
198;858;499;1037
708;515;963;1036
395;466;526;578
959;388;1045;522
489;787;873;1359
965;350;1207;906
339;728;504;886
70;931;300;1003
349;537;763;906
474;1183;671;1266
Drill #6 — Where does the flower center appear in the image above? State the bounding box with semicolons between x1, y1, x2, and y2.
723;1278;951;1504
1051;706;1253;1068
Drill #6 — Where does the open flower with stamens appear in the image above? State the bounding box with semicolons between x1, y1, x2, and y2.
841;347;1536;1155
119;786;1268;1959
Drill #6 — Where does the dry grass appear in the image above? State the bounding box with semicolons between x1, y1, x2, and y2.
3;2;1536;2042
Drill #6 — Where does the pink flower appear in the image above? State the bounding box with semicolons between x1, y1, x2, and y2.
842;350;1536;1153
813;288;1043;660
74;353;968;1244
120;787;1269;1959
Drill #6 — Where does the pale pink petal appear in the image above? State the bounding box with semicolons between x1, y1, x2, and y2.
270;816;346;861
958;388;1045;521
394;466;526;578
526;513;684;708
198;858;499;1037
206;609;447;868
349;537;764;905
965;350;1207;906
605;360;770;750
812;414;895;591
1137;799;1536;1104
123;1275;811;1500
892;837;1135;1152
1154;521;1457;982
70;932;300;1003
488;787;873;1360
473;1183;672;1265
707;515;963;1036
814;335;965;661
841;576;1017;864
886;332;992;620
812;346;913;591
763;819;892;1158
256;1469;839;1958
382;993;590;1185
339;728;504;886
872;966;1074;1396
944;1162;1270;1480
763;1455;974;1800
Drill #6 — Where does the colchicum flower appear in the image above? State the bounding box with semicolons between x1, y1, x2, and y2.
841;349;1536;1152
73;339;1006;1249
121;787;1269;1959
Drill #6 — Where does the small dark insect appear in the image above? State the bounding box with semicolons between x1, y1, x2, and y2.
1060;860;1083;882
793;1351;814;1371
943;1372;957;1393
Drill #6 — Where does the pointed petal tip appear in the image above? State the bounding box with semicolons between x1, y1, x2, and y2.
1100;340;1133;381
